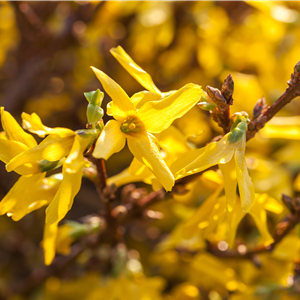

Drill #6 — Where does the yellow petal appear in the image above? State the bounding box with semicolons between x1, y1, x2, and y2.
127;132;174;191
203;196;226;238
56;224;74;255
22;112;75;138
219;158;237;212
128;157;148;175
183;185;223;239
249;196;274;246
46;136;85;224
234;139;255;212
171;136;235;180
42;222;58;265
226;199;245;247
93;120;126;160
91;67;136;120
138;83;204;134
0;173;46;218
1;107;37;148
6;134;75;172
261;194;283;214
12;174;62;221
107;167;152;188
155;125;190;156
0;139;29;164
131;91;162;110
110;46;161;94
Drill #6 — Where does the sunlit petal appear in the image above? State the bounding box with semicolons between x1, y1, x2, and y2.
42;222;58;265
155;125;190;156
219;158;237;212
6;135;75;172
249;195;274;246
93;120;126;160
22;112;75;138
183;185;223;239
234;139;255;212
138;83;204;133
172;136;234;180
127;132;174;191
91;67;136;119
131;91;162;110
110;46;161;94
46;136;84;224
1;107;37;148
0;173;46;217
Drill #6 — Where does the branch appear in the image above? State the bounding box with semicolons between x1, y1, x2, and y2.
247;61;300;140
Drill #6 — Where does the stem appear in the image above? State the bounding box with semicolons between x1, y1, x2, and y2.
247;61;300;140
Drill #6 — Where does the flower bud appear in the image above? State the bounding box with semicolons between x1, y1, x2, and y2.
84;89;104;124
87;103;104;124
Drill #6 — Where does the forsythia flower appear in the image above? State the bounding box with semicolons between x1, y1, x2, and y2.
0;107;39;175
91;60;204;191
171;115;255;212
0;110;99;264
6;112;99;225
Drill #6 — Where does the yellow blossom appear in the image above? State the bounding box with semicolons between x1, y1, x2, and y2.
0;110;100;265
171;116;255;212
0;107;39;175
91;62;204;191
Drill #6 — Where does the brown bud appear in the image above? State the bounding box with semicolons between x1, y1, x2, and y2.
253;97;268;120
206;86;227;110
288;61;300;86
221;74;234;105
294;61;300;80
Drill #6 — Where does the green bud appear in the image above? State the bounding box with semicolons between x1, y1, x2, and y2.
87;103;104;124
228;118;247;144
38;158;65;173
84;89;104;106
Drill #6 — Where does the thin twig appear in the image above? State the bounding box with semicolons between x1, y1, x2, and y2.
247;61;300;140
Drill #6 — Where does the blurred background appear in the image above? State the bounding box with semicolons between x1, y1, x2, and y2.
1;1;300;299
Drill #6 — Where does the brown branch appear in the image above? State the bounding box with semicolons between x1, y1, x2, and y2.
247;61;300;140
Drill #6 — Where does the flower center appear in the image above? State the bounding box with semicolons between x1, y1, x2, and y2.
120;115;144;135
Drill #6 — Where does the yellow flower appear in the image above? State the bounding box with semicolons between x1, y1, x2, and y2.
1;110;100;265
91;65;204;191
172;116;255;212
0;107;40;175
107;125;191;190
0;173;62;221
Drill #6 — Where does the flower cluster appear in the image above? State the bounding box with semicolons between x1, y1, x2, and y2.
0;46;261;265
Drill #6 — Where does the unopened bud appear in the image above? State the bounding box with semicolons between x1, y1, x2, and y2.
221;74;234;105
84;89;104;106
253;97;268;120
206;86;227;110
87;103;104;124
